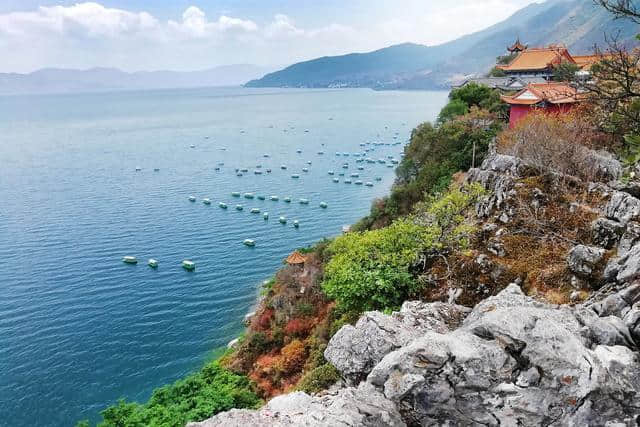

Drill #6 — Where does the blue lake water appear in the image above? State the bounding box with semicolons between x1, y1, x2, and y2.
0;87;448;426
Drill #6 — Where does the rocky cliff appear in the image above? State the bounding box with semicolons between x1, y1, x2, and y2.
191;150;640;426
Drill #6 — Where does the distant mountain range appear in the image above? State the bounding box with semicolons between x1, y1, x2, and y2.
247;0;639;90
0;64;275;95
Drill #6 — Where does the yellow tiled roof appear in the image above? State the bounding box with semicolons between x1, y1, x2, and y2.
497;47;575;72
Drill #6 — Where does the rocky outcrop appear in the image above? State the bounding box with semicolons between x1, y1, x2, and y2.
365;284;640;425
591;217;625;249
567;245;605;278
324;301;470;385
198;284;640;426
467;152;520;219
188;383;404;427
604;191;640;225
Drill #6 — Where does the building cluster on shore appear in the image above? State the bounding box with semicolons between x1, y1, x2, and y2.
455;39;607;127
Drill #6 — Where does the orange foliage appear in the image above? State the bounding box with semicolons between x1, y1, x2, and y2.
284;317;314;337
279;339;307;372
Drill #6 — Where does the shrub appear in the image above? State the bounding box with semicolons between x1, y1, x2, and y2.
323;185;484;313
439;83;506;123
297;364;341;394
498;109;611;182
97;362;260;426
322;219;430;313
279;340;307;372
295;302;315;317
438;99;469;123
284;318;314;337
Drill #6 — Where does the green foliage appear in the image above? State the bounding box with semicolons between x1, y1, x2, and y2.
620;134;640;183
323;185;483;313
488;66;507;77
296;302;315;317
437;99;469;123
297;364;341;394
97;362;260;427
552;61;581;82
438;83;504;123
496;53;517;65
356;111;500;230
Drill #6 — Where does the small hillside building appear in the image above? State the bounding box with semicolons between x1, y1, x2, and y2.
501;82;584;128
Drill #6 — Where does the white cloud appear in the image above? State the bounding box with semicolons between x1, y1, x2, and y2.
0;2;158;38
0;1;544;73
168;6;257;38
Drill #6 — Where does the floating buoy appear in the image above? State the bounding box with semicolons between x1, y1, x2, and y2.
123;256;137;264
182;260;195;271
320;202;328;208
148;259;158;268
243;239;256;247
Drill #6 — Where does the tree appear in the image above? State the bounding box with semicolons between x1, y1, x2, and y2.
595;0;640;23
438;83;505;123
488;67;507;77
438;99;469;123
496;53;518;65
553;61;581;82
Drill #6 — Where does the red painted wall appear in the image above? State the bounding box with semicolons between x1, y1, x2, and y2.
508;103;576;128
509;105;531;128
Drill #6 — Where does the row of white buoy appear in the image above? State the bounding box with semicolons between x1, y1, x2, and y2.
122;256;195;270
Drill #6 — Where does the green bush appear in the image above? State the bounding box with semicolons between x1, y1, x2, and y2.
97;362;260;426
323;186;483;313
437;99;469;123
439;83;505;123
297;364;341;394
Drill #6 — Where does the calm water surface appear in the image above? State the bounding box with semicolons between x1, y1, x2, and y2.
0;87;448;426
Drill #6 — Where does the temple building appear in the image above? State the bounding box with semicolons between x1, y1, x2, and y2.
496;45;576;78
500;82;585;128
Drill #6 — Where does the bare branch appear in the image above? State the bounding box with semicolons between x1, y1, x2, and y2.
595;0;640;24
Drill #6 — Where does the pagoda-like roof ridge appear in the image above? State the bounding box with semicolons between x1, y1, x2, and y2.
285;250;307;264
507;38;528;52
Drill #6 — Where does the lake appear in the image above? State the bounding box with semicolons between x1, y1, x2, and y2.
0;87;448;426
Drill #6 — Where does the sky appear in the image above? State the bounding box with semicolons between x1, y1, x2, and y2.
0;0;546;73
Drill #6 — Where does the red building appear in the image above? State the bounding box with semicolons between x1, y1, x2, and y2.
501;82;584;128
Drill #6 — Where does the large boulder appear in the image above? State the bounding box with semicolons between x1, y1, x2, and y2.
605;245;640;285
366;284;640;425
567;245;605;278
604;191;640;224
187;383;404;427
591;217;625;249
324;301;470;384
